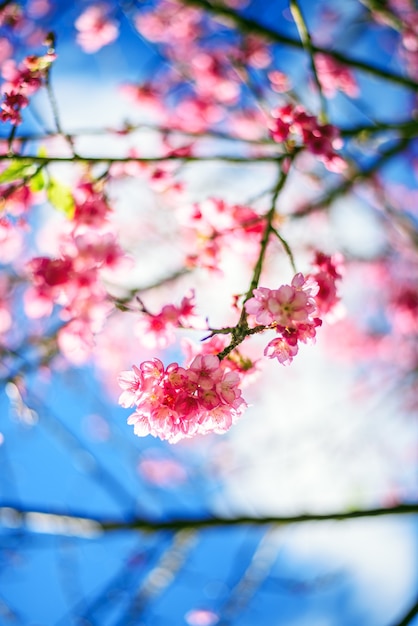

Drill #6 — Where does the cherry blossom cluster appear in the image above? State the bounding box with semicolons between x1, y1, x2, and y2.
180;335;260;391
315;54;359;98
131;0;273;134
116;253;342;443
245;254;342;365
371;0;418;80
269;104;345;172
178;197;265;271
245;273;322;365
134;291;201;349
25;181;126;363
0;51;56;125
0;2;51;67
118;355;246;443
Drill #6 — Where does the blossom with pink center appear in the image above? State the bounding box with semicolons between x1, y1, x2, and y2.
268;70;291;93
73;182;111;227
269;104;346;172
57;318;95;365
216;370;242;403
181;336;260;386
0;91;28;124
264;319;322;366
0;220;22;262
315;53;359;98
246;272;325;366
24;189;127;362
264;336;299;365
117;365;143;408
188;354;224;389
0;183;35;216
118;355;246;443
178;197;264;272
0;52;56;125
135;290;202;349
308;251;344;317
75;5;118;53
245;273;316;327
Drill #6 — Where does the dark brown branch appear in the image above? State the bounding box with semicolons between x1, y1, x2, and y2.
1;502;417;536
0;153;282;164
391;597;418;626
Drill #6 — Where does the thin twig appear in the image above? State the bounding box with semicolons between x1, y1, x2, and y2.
289;0;328;122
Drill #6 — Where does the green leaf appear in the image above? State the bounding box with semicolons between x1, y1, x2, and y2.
29;168;46;192
47;178;75;219
0;160;35;184
37;146;48;158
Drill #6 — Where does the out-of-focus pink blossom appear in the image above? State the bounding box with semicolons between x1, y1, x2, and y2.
179;197;264;272
269;104;346;172
75;5;118;53
0;220;23;263
0;276;12;334
138;454;187;486
135;291;203;349
0;52;56;125
315;54;359;98
268;70;291;93
135;0;201;48
238;35;271;69
24;179;127;363
0;37;12;64
0;3;24;29
57;318;96;365
308;251;344;318
185;609;219;626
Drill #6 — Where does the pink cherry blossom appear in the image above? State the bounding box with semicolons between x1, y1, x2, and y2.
75;5;118;53
245;273;317;327
245;272;325;365
269;104;346;172
24;179;127;363
138;454;187;486
118;356;246;443
264;336;299;365
308;251;344;317
181;336;260;386
0;51;56;125
0;220;23;262
134;290;202;349
178;197;264;272
117;365;143;408
315;54;359;98
57;318;95;365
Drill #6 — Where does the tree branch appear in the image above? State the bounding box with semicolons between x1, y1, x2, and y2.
178;0;418;91
391;597;418;626
0;153;282;164
1;502;416;536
